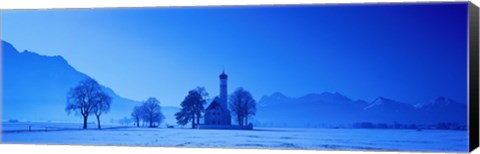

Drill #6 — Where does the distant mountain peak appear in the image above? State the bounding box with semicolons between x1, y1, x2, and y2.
364;96;401;110
316;92;352;102
415;96;460;109
320;91;334;96
270;92;288;98
2;40;19;56
431;96;455;105
21;49;67;61
320;91;347;98
377;96;387;100
302;91;343;98
258;92;291;107
323;91;339;95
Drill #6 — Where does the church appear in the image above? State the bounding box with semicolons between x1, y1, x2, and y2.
203;70;232;125
198;70;252;130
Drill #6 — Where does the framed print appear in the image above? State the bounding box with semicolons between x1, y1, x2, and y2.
1;1;479;153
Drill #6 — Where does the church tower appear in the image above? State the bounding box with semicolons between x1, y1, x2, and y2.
219;70;228;109
202;70;232;126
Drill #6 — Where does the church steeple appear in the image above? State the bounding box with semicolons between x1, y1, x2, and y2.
203;70;232;126
219;69;228;109
219;69;228;79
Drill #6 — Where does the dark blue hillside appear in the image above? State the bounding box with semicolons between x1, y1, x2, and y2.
2;40;140;123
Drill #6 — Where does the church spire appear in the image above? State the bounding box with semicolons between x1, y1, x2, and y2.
219;69;228;110
219;68;228;79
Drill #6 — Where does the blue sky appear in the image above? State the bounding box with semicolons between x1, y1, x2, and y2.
1;3;469;106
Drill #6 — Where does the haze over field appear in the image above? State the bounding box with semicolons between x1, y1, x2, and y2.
2;40;467;128
1;3;468;107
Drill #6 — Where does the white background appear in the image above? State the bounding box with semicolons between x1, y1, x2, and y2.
0;0;479;154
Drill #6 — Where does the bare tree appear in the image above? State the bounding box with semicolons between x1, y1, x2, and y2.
141;97;165;128
92;92;112;129
131;106;143;127
230;92;244;126
66;77;109;129
229;87;256;126
194;87;208;127
243;95;256;125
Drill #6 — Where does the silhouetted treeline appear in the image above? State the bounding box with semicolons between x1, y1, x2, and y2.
255;121;467;130
435;122;467;130
352;122;467;130
352;122;417;129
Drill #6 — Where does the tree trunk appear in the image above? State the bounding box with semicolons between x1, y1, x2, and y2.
96;115;101;129
244;111;248;126
83;115;88;129
149;119;153;128
191;115;196;129
196;115;200;127
242;116;245;126
242;115;245;126
136;118;140;127
238;116;242;126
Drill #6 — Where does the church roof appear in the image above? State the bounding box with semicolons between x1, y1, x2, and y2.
206;100;221;110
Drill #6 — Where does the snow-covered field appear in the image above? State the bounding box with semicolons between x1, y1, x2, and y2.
1;122;121;131
1;122;468;152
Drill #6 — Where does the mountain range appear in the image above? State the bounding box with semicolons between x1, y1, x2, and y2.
2;40;180;124
2;40;467;128
255;92;467;127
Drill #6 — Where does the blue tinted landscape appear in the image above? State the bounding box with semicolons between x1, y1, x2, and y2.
1;2;470;152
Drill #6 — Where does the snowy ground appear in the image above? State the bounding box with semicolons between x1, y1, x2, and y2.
1;122;468;152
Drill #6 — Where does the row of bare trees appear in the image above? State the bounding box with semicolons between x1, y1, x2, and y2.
66;78;255;129
66;77;166;129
